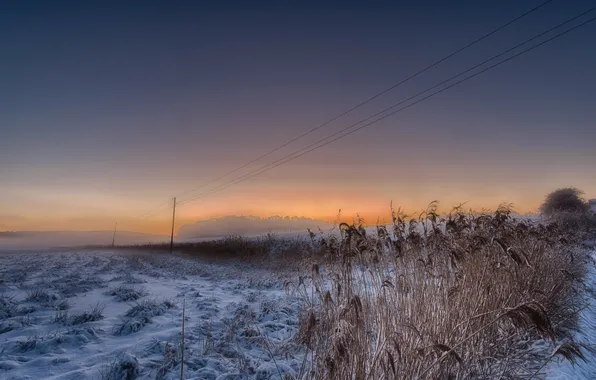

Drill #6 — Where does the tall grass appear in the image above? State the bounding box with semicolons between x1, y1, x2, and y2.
295;203;592;379
115;233;312;268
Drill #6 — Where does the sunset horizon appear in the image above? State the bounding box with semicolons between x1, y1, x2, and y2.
0;194;581;235
2;2;596;378
2;2;595;236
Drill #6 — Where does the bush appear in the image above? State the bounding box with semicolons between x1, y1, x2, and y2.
540;187;589;216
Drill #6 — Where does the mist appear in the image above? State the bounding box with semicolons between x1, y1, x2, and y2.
0;216;333;251
0;230;169;251
177;215;332;239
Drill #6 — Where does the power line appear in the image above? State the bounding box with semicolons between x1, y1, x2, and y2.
173;0;555;200
177;11;596;206
170;197;177;253
177;6;595;206
136;200;172;220
134;0;554;216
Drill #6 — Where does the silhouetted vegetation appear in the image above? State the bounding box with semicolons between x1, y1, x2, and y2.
540;187;590;216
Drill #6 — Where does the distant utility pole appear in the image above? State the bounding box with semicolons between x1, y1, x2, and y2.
170;197;176;254
111;222;118;247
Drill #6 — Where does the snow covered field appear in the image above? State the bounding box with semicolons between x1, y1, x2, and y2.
0;250;304;379
2;245;596;379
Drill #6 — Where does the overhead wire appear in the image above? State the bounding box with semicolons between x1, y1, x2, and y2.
172;0;555;200
136;200;172;220
177;10;596;206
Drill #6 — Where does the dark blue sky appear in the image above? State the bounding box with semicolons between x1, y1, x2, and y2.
1;1;595;232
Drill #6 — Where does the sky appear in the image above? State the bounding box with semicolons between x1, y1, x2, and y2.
1;0;595;234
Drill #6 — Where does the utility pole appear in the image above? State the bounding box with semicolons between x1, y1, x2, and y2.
111;222;118;247
170;197;176;253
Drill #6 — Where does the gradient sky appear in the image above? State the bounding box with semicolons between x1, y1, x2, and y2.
1;0;595;234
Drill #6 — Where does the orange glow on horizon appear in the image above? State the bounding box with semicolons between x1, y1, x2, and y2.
2;174;594;235
7;200;539;236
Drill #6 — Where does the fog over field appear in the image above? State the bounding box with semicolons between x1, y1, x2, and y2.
0;216;333;251
0;231;169;251
177;216;332;240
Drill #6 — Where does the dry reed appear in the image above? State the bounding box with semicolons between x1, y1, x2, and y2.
295;203;593;379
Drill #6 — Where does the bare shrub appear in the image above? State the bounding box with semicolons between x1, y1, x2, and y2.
540;187;589;216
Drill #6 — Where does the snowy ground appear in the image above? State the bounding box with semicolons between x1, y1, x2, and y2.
3;247;596;379
547;250;596;379
0;250;305;380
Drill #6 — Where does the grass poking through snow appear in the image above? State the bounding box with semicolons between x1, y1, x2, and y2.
70;303;105;325
106;285;148;302
113;299;177;336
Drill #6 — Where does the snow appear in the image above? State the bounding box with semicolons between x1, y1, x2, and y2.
3;245;596;379
547;251;596;379
0;250;304;379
